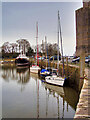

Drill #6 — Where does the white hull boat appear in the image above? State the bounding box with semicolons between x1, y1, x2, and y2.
45;11;66;87
30;65;41;74
30;22;41;74
45;75;65;86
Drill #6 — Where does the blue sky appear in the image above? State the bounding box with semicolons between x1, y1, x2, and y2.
2;2;83;55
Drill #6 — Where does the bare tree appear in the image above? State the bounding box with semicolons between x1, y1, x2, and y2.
16;39;30;54
10;43;18;53
2;42;11;53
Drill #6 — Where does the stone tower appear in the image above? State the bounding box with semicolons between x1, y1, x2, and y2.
75;0;90;56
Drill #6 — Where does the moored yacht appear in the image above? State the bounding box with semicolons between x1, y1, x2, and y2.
15;54;30;67
30;65;41;74
45;69;66;86
30;22;41;74
45;11;66;87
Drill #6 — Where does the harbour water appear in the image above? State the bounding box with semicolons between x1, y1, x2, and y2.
1;64;79;118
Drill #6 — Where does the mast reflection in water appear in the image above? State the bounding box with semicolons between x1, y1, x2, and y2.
1;64;79;118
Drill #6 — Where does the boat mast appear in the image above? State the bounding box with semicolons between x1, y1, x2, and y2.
36;22;39;66
45;36;47;69
45;36;49;69
58;11;65;77
57;11;60;76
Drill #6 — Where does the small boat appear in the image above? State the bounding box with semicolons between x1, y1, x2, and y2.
15;53;30;67
30;22;41;74
45;69;66;86
45;71;66;86
30;65;41;74
40;67;52;77
45;11;66;87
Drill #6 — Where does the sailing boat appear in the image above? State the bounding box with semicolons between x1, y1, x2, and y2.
45;11;66;86
15;46;30;67
40;36;51;77
30;22;41;74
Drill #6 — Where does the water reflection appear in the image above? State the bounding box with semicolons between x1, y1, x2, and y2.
1;65;79;118
16;67;30;84
44;84;78;110
2;65;16;82
44;84;65;118
2;65;30;84
2;65;30;92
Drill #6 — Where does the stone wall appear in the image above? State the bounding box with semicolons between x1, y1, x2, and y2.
76;1;90;56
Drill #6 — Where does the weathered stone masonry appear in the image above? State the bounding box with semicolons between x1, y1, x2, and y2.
76;1;90;56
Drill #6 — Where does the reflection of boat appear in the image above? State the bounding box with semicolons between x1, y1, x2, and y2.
44;82;65;118
2;65;30;91
30;72;39;79
30;22;41;74
16;67;29;74
30;71;40;118
45;11;66;87
16;67;30;85
44;83;64;97
44;82;78;110
16;67;30;91
15;54;30;67
63;87;79;110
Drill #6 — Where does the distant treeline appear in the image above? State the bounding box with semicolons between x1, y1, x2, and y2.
0;38;60;59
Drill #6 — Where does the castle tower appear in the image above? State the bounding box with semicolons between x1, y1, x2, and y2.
75;0;90;56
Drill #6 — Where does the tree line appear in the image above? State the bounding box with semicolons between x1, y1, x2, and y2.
1;39;60;58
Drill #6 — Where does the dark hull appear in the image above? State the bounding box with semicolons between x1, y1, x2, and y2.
15;58;30;67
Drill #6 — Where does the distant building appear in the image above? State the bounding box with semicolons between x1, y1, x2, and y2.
75;1;90;56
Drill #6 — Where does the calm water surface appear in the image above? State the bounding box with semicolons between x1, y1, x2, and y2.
1;64;79;118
